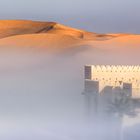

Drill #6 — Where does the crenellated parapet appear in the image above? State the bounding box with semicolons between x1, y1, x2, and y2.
91;65;140;71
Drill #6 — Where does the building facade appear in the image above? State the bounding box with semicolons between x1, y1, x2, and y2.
85;65;140;98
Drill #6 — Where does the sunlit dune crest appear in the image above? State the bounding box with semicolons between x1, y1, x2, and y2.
0;20;115;40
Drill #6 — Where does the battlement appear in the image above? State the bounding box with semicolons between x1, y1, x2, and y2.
86;65;140;71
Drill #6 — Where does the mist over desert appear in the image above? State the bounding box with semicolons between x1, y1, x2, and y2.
0;20;140;140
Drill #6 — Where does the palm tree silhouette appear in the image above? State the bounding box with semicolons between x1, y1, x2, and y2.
107;91;137;140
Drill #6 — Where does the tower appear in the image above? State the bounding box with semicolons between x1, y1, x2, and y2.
83;66;99;121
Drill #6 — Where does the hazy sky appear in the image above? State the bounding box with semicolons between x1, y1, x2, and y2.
0;0;140;33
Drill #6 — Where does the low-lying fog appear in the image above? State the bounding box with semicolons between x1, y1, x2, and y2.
0;46;140;140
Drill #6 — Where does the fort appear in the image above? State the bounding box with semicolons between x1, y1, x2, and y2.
83;65;140;120
85;65;140;98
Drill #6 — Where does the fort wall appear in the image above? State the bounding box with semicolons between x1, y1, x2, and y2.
85;65;140;98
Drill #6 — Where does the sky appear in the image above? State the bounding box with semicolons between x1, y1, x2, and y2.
0;0;140;33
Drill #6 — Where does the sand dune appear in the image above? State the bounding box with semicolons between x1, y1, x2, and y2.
0;20;139;53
